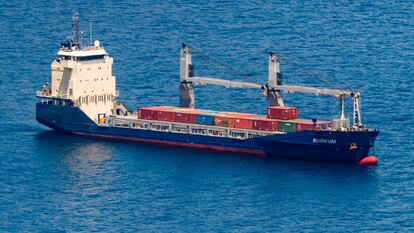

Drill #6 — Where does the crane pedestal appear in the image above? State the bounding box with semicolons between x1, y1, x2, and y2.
267;90;284;106
179;81;195;108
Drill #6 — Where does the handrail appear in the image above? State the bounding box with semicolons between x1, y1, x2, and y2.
100;116;282;140
36;91;71;99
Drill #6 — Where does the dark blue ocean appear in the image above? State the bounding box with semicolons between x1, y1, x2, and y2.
1;1;413;232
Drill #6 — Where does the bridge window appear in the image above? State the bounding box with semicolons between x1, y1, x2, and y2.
60;56;71;60
77;55;105;61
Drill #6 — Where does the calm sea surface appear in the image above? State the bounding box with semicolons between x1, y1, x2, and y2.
0;1;413;232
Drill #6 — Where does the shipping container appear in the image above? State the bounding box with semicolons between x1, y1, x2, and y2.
214;115;235;128
199;109;219;114
141;106;173;111
267;106;298;120
156;110;176;122
223;112;257;117
172;107;199;113
196;114;215;125
279;121;297;132
252;118;279;131
234;117;254;129
138;106;174;119
138;108;158;120
174;112;197;124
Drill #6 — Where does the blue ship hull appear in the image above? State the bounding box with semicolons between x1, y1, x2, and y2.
36;103;379;164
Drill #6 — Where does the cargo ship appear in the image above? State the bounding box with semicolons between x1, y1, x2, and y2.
36;14;379;165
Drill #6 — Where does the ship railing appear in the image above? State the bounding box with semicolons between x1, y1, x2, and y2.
330;118;377;132
36;91;73;100
102;116;281;140
36;91;53;97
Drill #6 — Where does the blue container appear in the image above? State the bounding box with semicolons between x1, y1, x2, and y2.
196;114;215;125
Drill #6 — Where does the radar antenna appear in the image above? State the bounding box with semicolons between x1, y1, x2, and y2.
89;17;92;46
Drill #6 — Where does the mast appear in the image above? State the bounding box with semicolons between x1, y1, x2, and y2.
352;92;362;127
89;17;92;46
73;13;80;49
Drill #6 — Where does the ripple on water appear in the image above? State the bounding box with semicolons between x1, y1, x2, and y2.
0;0;413;231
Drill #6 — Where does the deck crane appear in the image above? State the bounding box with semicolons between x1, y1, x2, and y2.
178;44;363;129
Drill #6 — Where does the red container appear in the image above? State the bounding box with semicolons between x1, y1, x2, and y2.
172;107;198;113
138;108;158;120
295;120;332;131
174;112;197;124
223;112;257;117
234;117;254;129
267;106;298;120
156;110;176;121
252;118;279;131
138;106;174;120
214;115;235;128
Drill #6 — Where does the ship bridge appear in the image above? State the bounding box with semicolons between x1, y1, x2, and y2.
36;13;118;123
57;44;107;61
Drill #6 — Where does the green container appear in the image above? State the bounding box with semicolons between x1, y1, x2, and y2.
279;121;297;132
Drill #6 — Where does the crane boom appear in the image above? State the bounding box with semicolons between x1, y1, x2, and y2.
191;77;262;89
272;85;353;97
190;77;353;97
178;43;363;128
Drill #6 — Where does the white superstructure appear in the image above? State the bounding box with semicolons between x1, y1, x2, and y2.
39;13;118;123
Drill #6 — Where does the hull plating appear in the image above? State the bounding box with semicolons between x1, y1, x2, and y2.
36;103;379;164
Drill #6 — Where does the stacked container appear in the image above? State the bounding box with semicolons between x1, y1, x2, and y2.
278;121;297;132
138;106;309;132
196;113;215;125
138;106;173;120
267;106;298;120
233;116;280;131
157;110;177;122
174;112;197;124
138;106;197;123
214;115;236;128
234;117;254;129
251;118;279;131
171;108;198;124
222;112;256;117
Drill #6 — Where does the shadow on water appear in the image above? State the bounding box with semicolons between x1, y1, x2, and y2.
32;130;380;229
